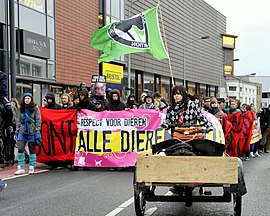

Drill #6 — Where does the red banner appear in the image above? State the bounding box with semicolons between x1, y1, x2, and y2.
36;107;77;163
226;111;254;157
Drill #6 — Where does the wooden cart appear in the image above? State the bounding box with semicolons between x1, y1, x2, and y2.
134;155;241;216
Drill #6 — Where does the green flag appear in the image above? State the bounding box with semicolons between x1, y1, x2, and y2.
90;6;169;63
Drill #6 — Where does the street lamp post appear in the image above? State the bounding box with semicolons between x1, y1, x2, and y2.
220;58;239;97
183;36;210;86
127;0;140;93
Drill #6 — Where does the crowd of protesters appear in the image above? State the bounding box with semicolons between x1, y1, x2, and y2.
1;81;270;177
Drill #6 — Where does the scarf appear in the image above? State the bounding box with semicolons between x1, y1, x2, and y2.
209;107;221;115
21;107;32;135
229;107;237;114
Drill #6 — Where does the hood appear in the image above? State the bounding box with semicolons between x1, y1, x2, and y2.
127;94;136;105
78;89;88;100
45;92;56;103
110;89;120;103
144;94;154;103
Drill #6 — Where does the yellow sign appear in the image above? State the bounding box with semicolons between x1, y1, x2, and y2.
102;62;124;84
222;36;235;49
224;65;232;76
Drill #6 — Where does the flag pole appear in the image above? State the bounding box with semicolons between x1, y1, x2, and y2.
158;0;175;87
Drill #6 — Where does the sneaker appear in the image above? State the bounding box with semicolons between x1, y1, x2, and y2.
14;169;25;175
254;152;261;157
29;166;35;175
4;183;7;189
245;157;249;161
249;152;255;158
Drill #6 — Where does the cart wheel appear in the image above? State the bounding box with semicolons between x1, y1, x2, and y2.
133;170;146;216
134;184;146;216
233;193;242;216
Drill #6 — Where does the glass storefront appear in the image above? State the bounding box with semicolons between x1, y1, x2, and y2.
0;1;56;103
161;77;170;101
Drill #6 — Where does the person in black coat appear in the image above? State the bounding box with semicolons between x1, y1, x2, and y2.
125;94;137;109
44;92;61;110
76;89;93;110
0;71;13;128
105;89;125;111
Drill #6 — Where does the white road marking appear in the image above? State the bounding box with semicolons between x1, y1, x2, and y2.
106;190;172;216
3;169;49;180
106;197;134;216
145;207;157;215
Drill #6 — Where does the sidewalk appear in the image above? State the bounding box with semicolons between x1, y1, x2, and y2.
0;163;49;180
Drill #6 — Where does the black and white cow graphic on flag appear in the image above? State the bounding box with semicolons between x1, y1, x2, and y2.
108;13;149;48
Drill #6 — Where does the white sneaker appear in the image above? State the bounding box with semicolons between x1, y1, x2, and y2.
249;152;255;158
254;152;261;157
29;166;35;175
14;169;25;175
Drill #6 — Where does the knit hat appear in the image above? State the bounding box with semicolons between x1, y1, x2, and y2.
22;93;33;99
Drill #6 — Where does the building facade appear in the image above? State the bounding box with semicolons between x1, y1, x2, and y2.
221;77;259;108
248;76;270;108
0;0;99;105
1;0;234;104
103;0;235;101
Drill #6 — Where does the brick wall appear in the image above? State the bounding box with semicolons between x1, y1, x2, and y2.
56;0;99;86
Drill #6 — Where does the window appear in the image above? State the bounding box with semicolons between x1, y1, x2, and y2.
229;86;237;91
32;64;41;76
262;93;270;98
47;0;54;17
245;88;247;93
19;5;46;35
20;62;31;75
0;0;5;23
240;87;242;92
19;0;45;13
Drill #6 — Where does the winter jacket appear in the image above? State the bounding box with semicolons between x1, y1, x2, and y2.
125;94;137;109
164;100;212;129
105;90;125;111
45;92;61;110
16;105;41;136
0;71;8;98
222;102;240;115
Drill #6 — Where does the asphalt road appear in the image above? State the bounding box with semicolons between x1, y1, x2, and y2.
1;153;270;216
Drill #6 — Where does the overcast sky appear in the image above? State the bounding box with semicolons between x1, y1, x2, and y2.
204;0;270;76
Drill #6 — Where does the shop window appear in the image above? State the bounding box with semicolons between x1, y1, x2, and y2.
144;80;153;94
16;82;32;99
50;85;63;104
32;64;41;76
20;61;31;75
161;78;170;101
33;83;41;105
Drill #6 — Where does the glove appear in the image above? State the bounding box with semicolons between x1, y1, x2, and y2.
35;134;41;140
161;123;169;130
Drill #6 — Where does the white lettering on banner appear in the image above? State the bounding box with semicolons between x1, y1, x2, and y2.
78;116;149;131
